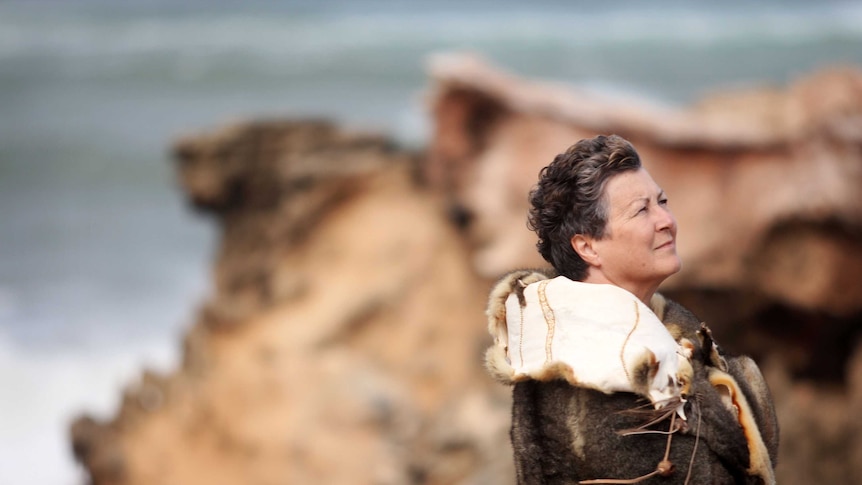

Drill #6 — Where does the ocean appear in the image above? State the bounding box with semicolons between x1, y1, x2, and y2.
1;0;861;483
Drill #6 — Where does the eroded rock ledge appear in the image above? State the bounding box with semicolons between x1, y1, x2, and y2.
72;120;510;485
72;57;862;485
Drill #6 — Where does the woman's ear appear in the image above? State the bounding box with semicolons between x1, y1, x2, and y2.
571;234;600;266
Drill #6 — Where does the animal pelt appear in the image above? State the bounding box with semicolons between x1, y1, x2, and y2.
487;272;692;414
487;270;779;485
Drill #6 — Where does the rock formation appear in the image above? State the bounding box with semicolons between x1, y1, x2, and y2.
71;56;862;485
72;120;513;485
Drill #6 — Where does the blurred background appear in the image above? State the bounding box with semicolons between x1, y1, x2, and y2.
2;0;862;483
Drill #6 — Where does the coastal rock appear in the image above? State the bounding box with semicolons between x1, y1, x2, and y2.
72;121;511;485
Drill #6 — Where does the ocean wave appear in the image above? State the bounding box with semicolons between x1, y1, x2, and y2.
2;4;861;62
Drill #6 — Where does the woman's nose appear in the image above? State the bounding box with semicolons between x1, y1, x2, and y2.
656;205;676;232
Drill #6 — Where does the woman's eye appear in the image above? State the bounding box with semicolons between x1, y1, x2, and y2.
638;206;648;214
659;198;668;206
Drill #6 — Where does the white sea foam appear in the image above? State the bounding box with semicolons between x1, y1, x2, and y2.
0;332;178;485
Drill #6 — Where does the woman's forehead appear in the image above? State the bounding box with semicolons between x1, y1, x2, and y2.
604;168;662;202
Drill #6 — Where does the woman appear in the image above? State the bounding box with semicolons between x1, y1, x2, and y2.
485;135;778;484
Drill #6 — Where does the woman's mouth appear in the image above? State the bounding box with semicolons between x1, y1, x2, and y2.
656;240;675;250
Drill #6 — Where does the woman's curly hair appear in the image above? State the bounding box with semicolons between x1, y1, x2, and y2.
527;134;641;280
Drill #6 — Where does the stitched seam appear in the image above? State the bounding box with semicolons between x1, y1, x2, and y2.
620;300;639;385
518;297;525;368
537;279;555;363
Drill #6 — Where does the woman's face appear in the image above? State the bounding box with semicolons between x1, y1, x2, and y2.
581;167;681;296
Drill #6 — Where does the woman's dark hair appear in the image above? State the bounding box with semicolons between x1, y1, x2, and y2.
527;134;641;280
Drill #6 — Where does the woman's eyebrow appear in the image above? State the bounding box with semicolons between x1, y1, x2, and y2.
620;196;650;214
622;190;664;213
628;192;659;206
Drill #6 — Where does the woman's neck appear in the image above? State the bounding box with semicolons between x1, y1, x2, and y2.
581;271;658;306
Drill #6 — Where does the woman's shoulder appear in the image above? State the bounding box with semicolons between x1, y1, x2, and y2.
649;293;703;341
653;293;780;476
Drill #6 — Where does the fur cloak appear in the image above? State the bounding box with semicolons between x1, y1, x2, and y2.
486;269;779;485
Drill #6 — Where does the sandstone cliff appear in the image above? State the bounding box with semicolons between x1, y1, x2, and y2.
72;120;512;485
71;57;862;485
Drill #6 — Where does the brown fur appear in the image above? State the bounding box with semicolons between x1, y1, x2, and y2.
649;292;668;321
628;349;659;397
709;368;776;484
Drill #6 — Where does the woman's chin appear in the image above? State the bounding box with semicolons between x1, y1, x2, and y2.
661;256;683;279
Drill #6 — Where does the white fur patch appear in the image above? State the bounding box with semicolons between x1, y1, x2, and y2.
500;276;689;411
